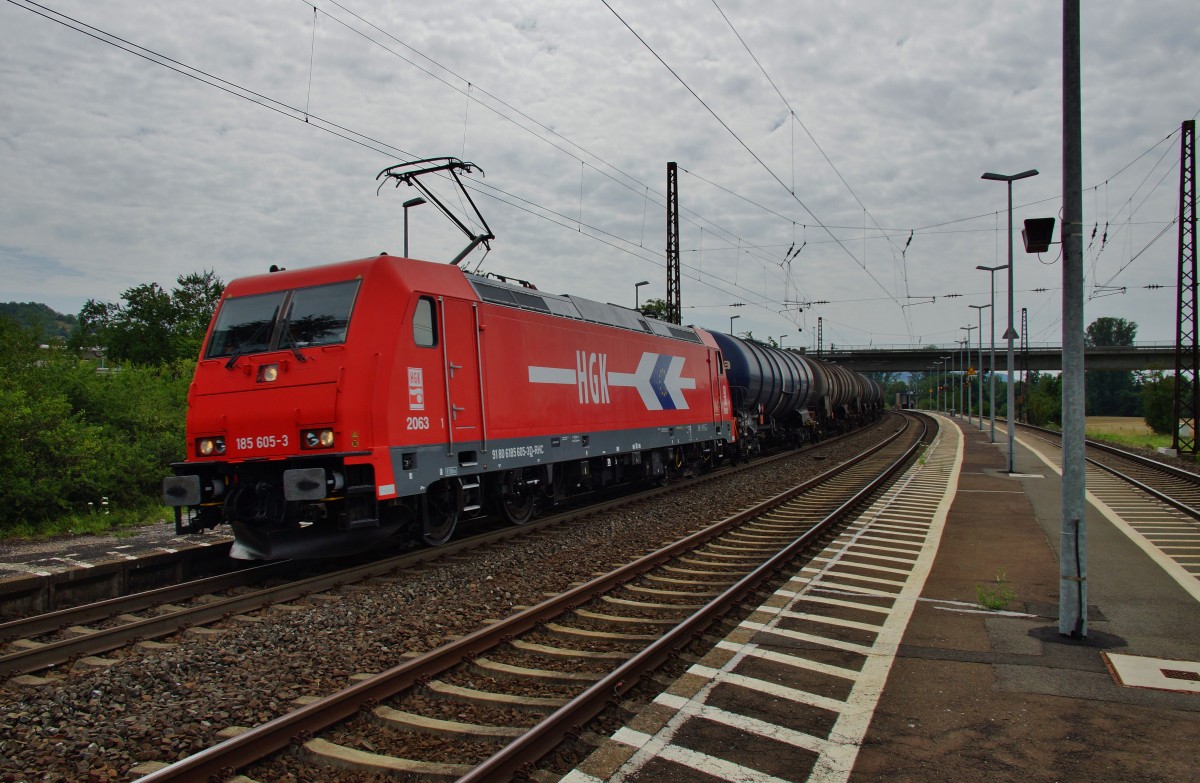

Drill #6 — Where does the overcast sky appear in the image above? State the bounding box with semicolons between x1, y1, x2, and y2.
3;0;1198;351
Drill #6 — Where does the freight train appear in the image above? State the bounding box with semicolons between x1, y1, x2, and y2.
163;254;882;559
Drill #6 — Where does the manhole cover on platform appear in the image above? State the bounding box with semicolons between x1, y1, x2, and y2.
1103;653;1200;694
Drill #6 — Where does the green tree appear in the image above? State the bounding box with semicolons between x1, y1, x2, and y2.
1026;373;1063;426
0;302;77;340
170;270;225;360
1084;317;1140;416
71;270;224;365
639;298;672;321
1142;371;1175;436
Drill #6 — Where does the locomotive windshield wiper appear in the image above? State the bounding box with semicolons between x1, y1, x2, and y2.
280;329;309;363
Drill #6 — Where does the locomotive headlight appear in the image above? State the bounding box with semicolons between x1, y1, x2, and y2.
196;437;226;456
257;363;280;383
301;428;335;450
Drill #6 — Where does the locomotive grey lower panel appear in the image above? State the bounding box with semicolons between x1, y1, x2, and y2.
385;420;730;498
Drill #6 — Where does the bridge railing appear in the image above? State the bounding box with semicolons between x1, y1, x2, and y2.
819;341;1176;353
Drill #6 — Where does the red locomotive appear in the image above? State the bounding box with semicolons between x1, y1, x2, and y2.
164;254;738;558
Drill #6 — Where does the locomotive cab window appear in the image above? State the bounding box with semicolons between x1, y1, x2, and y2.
205;280;361;359
284;280;359;348
413;296;437;348
206;291;286;359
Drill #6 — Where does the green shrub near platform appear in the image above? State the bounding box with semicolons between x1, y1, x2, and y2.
0;317;189;536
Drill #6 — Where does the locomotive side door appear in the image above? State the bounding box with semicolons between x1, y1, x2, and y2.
709;347;728;427
438;297;485;454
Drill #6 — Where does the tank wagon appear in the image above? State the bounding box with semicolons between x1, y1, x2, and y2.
710;332;883;456
163;253;882;560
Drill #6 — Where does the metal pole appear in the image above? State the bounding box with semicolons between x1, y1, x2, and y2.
944;356;952;414
962;326;977;423
1005;181;1016;469
962;339;969;418
935;361;941;412
977;265;1006;441
958;341;964;417
970;305;988;431
982;172;1037;470
950;350;956;415
990;283;997;439
402;196;426;258
1060;0;1087;638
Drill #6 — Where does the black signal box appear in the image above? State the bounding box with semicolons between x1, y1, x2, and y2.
1022;217;1056;253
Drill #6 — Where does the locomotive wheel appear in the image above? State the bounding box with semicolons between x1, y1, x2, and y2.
422;479;460;546
498;469;536;526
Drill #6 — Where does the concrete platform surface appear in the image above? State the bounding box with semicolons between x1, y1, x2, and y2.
851;415;1200;783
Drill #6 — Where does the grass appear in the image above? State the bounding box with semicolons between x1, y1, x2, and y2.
1084;416;1173;451
975;569;1015;611
1;505;167;542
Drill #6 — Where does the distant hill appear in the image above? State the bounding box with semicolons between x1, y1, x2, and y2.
0;302;78;340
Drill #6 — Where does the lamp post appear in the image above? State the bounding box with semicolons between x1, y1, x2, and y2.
403;196;427;258
950;350;960;415
969;304;990;431
982;169;1038;472
960;338;969;417
934;360;942;412
943;355;953;413
730;314;740;334
779;335;787;349
976;264;1008;442
961;326;977;423
634;280;649;310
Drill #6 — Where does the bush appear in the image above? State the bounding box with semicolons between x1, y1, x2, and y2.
0;317;190;534
1142;373;1175;436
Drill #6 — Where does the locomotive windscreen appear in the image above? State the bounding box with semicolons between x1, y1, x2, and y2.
205;280;360;359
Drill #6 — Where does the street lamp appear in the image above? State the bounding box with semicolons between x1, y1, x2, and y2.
730;314;740;334
943;356;952;413
961;326;977;423
933;360;943;412
634;280;649;310
958;341;967;416
976;264;1008;442
982;169;1038;472
779;335;787;349
969;304;990;432
403;196;427;258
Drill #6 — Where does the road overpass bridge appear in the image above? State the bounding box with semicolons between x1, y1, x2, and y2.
808;343;1177;373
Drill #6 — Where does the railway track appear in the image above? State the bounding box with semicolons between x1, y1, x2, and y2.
1018;423;1200;516
0;423;885;682
1017;422;1200;578
132;412;930;782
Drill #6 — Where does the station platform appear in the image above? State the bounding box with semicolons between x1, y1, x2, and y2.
568;413;1200;783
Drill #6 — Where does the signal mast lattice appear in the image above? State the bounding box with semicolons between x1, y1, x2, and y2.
1175;120;1198;454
